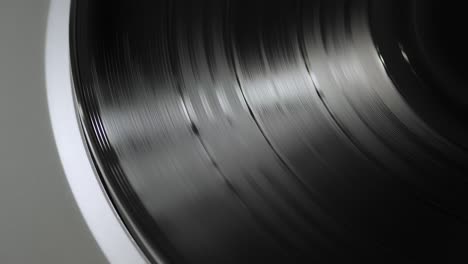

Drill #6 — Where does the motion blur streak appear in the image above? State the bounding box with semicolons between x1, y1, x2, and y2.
71;0;468;263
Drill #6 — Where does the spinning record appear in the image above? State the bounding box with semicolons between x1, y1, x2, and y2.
70;0;468;263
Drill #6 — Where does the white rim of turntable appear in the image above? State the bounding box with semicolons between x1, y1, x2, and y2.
45;0;149;263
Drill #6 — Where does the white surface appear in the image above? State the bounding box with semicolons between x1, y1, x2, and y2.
46;0;148;263
0;0;107;263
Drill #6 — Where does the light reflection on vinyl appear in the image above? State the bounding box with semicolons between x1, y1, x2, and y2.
70;0;468;263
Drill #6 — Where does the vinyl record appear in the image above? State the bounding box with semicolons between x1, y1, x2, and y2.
70;0;468;263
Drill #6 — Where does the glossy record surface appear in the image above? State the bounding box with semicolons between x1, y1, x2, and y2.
71;0;468;263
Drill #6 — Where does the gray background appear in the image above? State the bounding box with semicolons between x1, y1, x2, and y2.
0;0;108;263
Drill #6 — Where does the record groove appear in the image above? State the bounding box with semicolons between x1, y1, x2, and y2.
71;0;468;263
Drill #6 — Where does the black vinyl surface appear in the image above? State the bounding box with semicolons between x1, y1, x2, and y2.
71;1;468;263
